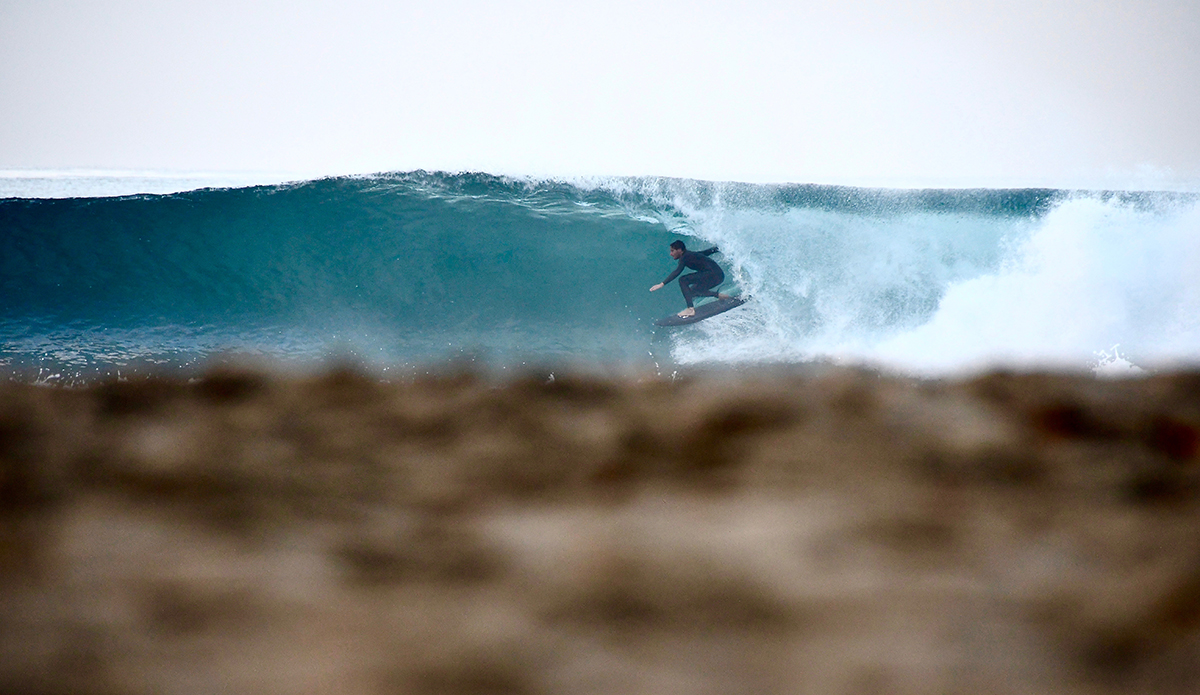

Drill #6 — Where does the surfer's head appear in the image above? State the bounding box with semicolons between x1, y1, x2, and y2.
670;240;686;259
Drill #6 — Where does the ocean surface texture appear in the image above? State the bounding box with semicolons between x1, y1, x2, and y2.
3;171;1198;382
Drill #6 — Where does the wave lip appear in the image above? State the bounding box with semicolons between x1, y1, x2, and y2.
0;169;314;200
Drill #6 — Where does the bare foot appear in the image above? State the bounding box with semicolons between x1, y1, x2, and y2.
717;293;731;300
677;307;696;318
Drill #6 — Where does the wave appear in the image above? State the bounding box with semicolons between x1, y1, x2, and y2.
867;195;1200;374
2;171;1197;381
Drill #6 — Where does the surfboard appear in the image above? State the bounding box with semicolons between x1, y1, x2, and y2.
654;296;748;326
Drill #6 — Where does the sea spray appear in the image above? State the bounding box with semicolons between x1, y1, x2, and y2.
866;195;1200;374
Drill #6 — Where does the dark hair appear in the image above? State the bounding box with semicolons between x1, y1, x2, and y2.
670;240;686;251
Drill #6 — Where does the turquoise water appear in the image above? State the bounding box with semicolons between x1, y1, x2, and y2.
2;171;1198;382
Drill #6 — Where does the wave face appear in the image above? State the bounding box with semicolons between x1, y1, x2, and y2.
2;171;1198;381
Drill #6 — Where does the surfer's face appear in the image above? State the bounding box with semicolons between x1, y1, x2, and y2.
670;247;684;259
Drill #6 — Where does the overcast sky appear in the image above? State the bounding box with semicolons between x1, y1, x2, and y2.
2;0;1198;188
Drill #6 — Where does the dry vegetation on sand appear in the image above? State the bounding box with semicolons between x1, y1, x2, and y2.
2;366;1199;694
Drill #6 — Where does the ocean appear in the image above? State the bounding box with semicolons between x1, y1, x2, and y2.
2;170;1198;383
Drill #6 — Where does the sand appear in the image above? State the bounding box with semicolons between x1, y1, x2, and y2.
1;366;1198;694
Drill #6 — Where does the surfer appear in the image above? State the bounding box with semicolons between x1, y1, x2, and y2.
649;240;730;317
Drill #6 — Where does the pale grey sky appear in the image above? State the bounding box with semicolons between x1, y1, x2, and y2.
2;0;1198;188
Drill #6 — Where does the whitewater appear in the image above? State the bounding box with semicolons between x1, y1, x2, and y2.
2;171;1198;383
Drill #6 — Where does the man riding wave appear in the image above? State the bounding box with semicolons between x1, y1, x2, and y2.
649;240;730;318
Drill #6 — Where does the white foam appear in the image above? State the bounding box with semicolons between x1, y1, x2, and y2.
663;190;1200;375
868;196;1200;374
1092;346;1147;379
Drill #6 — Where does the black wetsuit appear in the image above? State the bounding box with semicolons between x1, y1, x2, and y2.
662;247;724;308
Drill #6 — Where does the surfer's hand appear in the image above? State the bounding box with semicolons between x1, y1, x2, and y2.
650;283;664;292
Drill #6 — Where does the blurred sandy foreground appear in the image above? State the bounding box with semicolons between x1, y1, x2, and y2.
2;366;1199;695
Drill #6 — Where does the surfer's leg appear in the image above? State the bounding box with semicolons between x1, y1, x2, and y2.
687;271;724;302
678;273;720;317
679;275;699;308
